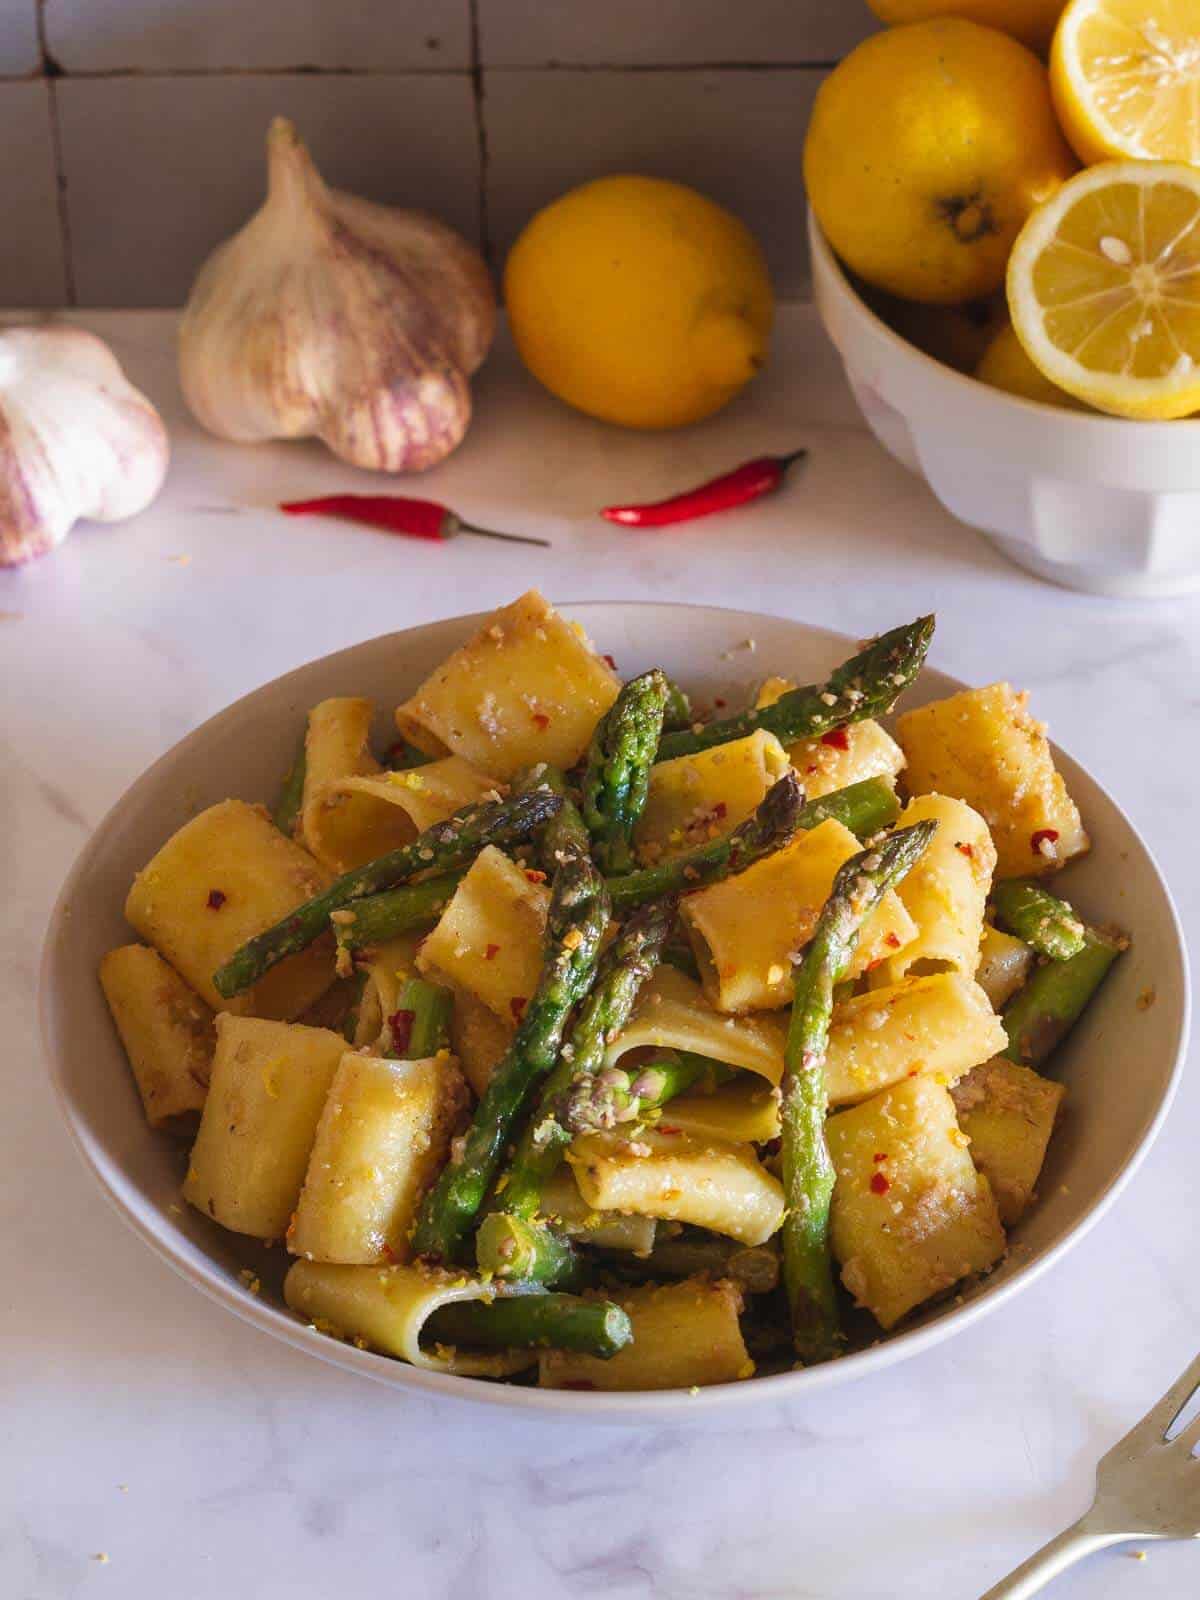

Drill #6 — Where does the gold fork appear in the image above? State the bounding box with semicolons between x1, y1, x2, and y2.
981;1352;1200;1598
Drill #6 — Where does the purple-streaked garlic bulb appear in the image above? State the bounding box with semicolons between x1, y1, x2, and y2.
0;326;168;567
178;117;496;474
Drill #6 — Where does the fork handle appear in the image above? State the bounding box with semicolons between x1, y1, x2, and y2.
979;1521;1130;1599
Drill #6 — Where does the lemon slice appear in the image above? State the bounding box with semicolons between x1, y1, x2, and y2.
1007;161;1200;418
1051;0;1200;165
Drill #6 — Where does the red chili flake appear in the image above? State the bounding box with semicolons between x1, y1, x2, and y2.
379;1242;397;1264
602;653;617;671
510;996;528;1022
883;932;901;949
955;840;975;859
387;1009;415;1055
206;889;227;910
485;943;501;961
531;711;551;730
1031;828;1060;854
524;868;548;884
870;1171;891;1195
873;1152;888;1163
657;1125;682;1136
821;728;850;750
714;696;727;709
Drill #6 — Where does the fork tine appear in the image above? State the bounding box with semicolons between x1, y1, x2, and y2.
1121;1352;1200;1451
1175;1410;1200;1455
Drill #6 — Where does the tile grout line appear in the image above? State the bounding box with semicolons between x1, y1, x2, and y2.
0;60;843;84
34;0;75;306
467;0;491;269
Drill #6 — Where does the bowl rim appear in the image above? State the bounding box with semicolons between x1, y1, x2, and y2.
806;207;1200;436
39;598;1192;1419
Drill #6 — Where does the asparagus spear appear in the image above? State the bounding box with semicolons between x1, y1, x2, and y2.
333;871;465;957
562;1047;735;1136
662;678;693;734
272;738;306;836
412;857;610;1264
1002;926;1125;1067
606;775;899;914
608;770;805;913
656;615;935;761
479;898;675;1286
782;820;936;1364
990;879;1086;962
475;1214;588;1291
604;1235;781;1294
213;790;561;999
515;762;591;867
581;670;669;873
502;898;676;1214
384;977;453;1059
423;1293;632;1357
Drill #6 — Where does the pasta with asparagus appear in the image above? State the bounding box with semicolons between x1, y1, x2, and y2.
100;591;1126;1390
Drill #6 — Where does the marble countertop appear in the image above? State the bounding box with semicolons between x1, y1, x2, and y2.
4;307;1198;1600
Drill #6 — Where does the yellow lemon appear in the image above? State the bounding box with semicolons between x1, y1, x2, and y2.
805;19;1077;304
868;0;1068;53
882;291;1009;371
975;322;1092;405
1007;160;1200;417
504;176;773;430
1051;0;1200;167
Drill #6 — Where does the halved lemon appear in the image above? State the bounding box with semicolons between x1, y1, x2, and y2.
1051;0;1200;166
1008;161;1200;417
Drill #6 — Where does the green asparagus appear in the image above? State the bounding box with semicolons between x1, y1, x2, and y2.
662;678;693;734
782;820;936;1364
562;1049;735;1135
656;615;935;761
515;763;591;867
1002;926;1125;1067
332;871;465;956
607;769;805;912
272;739;306;836
581;669;669;873
990;879;1086;962
385;977;453;1059
423;1292;632;1358
474;1214;587;1291
604;1235;781;1294
480;897;675;1285
213;790;562;999
412;857;610;1263
793;776;901;840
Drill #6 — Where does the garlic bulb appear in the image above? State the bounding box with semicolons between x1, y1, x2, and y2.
179;118;496;474
0;326;169;568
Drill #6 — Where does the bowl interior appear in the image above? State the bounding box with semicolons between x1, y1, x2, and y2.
40;603;1189;1416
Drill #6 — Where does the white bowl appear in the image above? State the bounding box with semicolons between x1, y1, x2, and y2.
40;604;1189;1419
809;211;1200;600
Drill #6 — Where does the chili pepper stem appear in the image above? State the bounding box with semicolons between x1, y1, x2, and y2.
774;448;808;469
457;521;550;548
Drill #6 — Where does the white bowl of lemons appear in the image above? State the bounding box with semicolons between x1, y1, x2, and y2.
807;3;1200;600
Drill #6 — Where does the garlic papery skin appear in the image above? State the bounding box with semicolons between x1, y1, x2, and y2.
179;117;496;474
0;326;169;568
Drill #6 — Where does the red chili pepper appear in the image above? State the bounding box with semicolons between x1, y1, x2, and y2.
1031;828;1060;856
510;996;528;1022
870;1171;891;1195
820;728;850;750
600;449;807;528
485;943;501;961
280;495;549;548
387;1009;415;1055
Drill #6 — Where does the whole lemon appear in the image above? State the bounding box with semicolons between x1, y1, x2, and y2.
975;323;1090;408
867;0;1067;53
504;176;773;429
805;19;1077;304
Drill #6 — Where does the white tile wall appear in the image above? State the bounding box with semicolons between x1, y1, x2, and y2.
44;0;471;72
486;69;823;299
0;0;876;306
0;0;39;74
